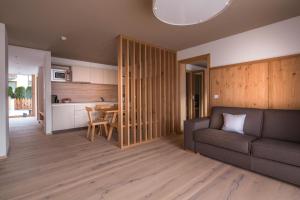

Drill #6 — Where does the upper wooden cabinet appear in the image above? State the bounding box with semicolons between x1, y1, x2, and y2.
72;66;90;83
72;66;117;85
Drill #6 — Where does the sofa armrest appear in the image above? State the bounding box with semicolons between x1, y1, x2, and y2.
184;118;210;152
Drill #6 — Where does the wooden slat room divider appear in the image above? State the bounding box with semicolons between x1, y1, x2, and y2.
117;36;180;149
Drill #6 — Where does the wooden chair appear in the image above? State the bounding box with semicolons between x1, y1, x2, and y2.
95;104;114;121
85;107;109;142
95;105;118;141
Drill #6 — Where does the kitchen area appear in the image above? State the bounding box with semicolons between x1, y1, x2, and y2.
50;57;118;133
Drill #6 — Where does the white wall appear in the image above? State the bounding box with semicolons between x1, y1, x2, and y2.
8;45;52;135
0;23;9;157
8;45;44;75
44;52;52;135
178;16;300;67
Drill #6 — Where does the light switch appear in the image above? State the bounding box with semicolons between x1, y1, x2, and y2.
213;94;220;99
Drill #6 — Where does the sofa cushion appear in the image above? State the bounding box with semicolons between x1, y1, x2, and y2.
252;139;300;167
263;109;300;142
210;107;263;137
222;113;246;134
193;128;257;154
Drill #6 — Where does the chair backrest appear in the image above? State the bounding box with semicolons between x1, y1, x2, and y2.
96;104;113;120
86;107;95;124
95;104;114;110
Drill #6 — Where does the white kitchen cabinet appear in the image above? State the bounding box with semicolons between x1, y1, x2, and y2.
52;102;116;131
107;70;117;84
74;103;93;128
75;66;117;85
75;110;89;128
102;69;117;85
89;68;104;84
72;66;90;83
52;104;75;131
112;70;118;84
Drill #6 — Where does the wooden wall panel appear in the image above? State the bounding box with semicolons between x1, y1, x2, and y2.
51;82;117;103
210;62;269;109
269;56;300;109
118;36;180;149
210;54;300;110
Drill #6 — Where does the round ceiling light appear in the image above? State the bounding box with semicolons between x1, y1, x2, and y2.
153;0;232;26
61;36;67;41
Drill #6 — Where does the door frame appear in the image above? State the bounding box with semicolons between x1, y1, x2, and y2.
178;54;210;130
186;70;205;120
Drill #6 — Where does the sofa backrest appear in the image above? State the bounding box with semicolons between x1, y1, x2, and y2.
210;107;263;137
262;109;300;142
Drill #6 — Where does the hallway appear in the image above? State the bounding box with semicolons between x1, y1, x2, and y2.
9;117;42;137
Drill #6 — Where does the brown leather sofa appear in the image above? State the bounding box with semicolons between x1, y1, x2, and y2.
184;107;300;186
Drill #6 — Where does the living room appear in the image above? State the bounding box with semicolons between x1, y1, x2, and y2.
0;0;299;199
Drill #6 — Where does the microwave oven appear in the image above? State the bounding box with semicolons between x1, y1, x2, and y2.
51;68;71;82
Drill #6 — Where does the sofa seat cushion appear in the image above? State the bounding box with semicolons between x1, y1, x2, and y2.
252;139;300;167
193;128;257;154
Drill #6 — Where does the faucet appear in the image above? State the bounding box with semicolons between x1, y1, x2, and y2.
100;97;105;102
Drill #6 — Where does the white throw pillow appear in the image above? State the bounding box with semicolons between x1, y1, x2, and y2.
222;113;246;134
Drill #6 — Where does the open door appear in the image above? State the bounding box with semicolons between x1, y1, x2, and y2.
186;71;204;119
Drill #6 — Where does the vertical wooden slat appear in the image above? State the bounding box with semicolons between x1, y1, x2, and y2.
158;49;162;137
166;52;170;135
162;50;166;136
175;53;179;132
117;36;180;148
153;48;158;138
148;47;153;139
117;36;123;148
170;54;174;134
165;50;168;136
143;44;148;141
125;39;130;146
173;54;176;133
31;75;36;117
137;43;142;143
131;41;136;144
173;54;177;131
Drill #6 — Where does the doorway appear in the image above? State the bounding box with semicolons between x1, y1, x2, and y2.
186;71;204;119
8;74;36;118
178;54;210;127
8;46;44;134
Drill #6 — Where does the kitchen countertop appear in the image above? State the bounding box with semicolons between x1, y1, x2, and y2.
52;101;118;106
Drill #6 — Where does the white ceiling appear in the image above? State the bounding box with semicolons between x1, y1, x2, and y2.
8;45;47;75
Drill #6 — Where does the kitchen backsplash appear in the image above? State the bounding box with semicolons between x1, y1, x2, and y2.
52;82;117;103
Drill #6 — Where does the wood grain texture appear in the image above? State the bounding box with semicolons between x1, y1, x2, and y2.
125;40;130;146
117;36;123;148
52;82;117;103
37;67;44;117
210;62;269;109
269;56;300;109
31;75;36;117
118;36;180;148
2;118;300;200
210;54;300;110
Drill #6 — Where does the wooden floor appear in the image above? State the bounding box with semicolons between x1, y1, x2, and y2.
1;118;300;200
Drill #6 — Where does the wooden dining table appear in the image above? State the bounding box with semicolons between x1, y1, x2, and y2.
95;106;118;141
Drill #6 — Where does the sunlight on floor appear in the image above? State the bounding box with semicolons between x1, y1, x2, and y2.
9;117;42;137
